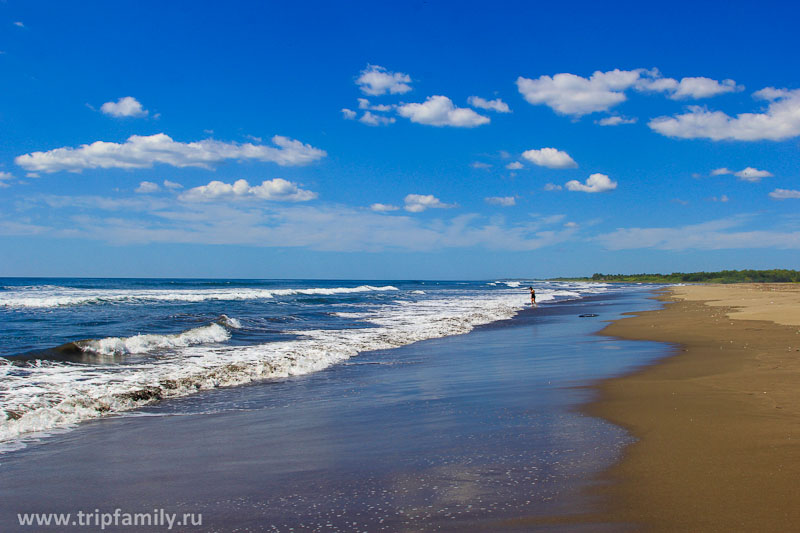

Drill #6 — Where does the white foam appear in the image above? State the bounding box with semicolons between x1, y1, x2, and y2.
77;323;231;356
0;282;614;449
0;285;399;309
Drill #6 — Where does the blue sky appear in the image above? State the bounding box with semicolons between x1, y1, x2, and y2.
1;0;798;279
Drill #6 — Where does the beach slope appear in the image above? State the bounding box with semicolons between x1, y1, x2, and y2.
590;284;800;531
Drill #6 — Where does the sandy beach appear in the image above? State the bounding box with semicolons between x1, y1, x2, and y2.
589;284;800;531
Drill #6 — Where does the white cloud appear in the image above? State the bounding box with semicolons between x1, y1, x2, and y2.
709;195;730;202
100;96;148;118
595;116;637;126
485;196;516;206
356;65;412;96
649;88;800;141
404;194;455;213
471;162;491;169
670;77;742;99
595;217;800;250
15;134;326;173
710;167;732;176
135;181;160;193
516;69;642;116
638;76;742;100
521;148;577;169
359;111;396;126
734;167;772;182
163;179;182;189
13;21;25;28
769;189;800;199
341;108;356;120
518;68;742;117
543;183;562;191
505;161;523;170
565;173;617;193
356;98;393;112
370;203;400;212
0;172;11;188
396;96;490;127
467;96;511;113
179;178;317;202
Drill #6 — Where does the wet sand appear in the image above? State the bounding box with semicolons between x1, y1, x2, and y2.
588;284;800;531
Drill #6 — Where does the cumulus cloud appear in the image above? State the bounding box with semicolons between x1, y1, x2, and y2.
359;111;395;126
370;203;400;212
770;189;800;199
505;161;523;170
404;194;455;213
13;21;25;28
471;162;491;169
565;173;617;193
356;98;394;112
516;69;641;116
15;134;326;173
543;183;562;191
710;167;772;181
517;68;742;117
595;217;800;250
638;76;742;100
163;179;182;189
135;181;160;193
179;178;317;202
100;96;148;118
467;96;511;113
595;116;637;126
396;96;490;127
341;108;357;120
709;195;730;202
485;196;516;206
356;65;412;96
735;167;772;182
521;147;578;169
0;172;12;188
649;88;800;141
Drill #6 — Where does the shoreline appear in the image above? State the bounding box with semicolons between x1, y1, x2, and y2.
586;284;800;531
0;289;667;531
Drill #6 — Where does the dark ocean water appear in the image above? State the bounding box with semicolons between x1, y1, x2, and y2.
0;282;669;531
0;278;635;452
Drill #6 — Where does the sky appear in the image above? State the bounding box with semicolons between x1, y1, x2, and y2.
0;0;799;279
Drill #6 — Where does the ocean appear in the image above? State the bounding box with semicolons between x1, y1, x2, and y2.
0;278;669;530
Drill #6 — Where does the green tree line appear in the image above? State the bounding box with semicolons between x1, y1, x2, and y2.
550;269;800;283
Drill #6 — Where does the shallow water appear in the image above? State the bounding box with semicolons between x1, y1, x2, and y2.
0;278;627;450
0;288;668;532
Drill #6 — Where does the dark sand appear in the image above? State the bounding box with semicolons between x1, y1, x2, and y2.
585;284;800;532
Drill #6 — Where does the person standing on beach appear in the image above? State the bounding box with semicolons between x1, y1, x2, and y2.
529;286;536;306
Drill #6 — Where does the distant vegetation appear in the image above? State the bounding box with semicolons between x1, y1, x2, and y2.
550;269;800;283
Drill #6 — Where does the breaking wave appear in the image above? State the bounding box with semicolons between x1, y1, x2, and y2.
0;285;399;309
0;283;613;450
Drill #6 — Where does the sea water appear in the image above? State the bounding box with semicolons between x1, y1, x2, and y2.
0;278;622;452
